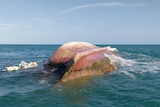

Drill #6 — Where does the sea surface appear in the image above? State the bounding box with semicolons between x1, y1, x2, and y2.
0;44;160;107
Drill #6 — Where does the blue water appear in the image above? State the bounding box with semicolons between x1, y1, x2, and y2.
0;45;160;107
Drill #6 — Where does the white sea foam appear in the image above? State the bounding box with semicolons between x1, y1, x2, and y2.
104;53;135;69
104;50;138;79
39;79;47;84
106;46;118;52
134;53;160;73
114;53;160;78
135;61;160;74
119;70;136;78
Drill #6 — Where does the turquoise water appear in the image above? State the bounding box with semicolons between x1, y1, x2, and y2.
0;45;160;107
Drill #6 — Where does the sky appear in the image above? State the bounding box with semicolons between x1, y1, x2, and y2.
0;0;160;44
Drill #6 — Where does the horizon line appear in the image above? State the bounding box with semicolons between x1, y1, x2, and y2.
0;43;159;45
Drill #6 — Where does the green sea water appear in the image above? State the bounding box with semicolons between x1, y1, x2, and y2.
0;45;160;107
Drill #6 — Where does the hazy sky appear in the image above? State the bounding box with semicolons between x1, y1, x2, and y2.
0;0;160;44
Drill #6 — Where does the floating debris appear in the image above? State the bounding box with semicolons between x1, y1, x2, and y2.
5;61;38;72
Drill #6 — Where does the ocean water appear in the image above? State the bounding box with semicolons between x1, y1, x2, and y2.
0;44;160;107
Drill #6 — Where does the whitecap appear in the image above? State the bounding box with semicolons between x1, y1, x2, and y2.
119;70;136;79
135;61;160;74
39;79;47;84
106;46;118;52
104;53;135;69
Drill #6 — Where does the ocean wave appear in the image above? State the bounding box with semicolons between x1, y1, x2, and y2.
119;70;136;78
113;52;160;79
135;53;160;73
104;53;135;68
